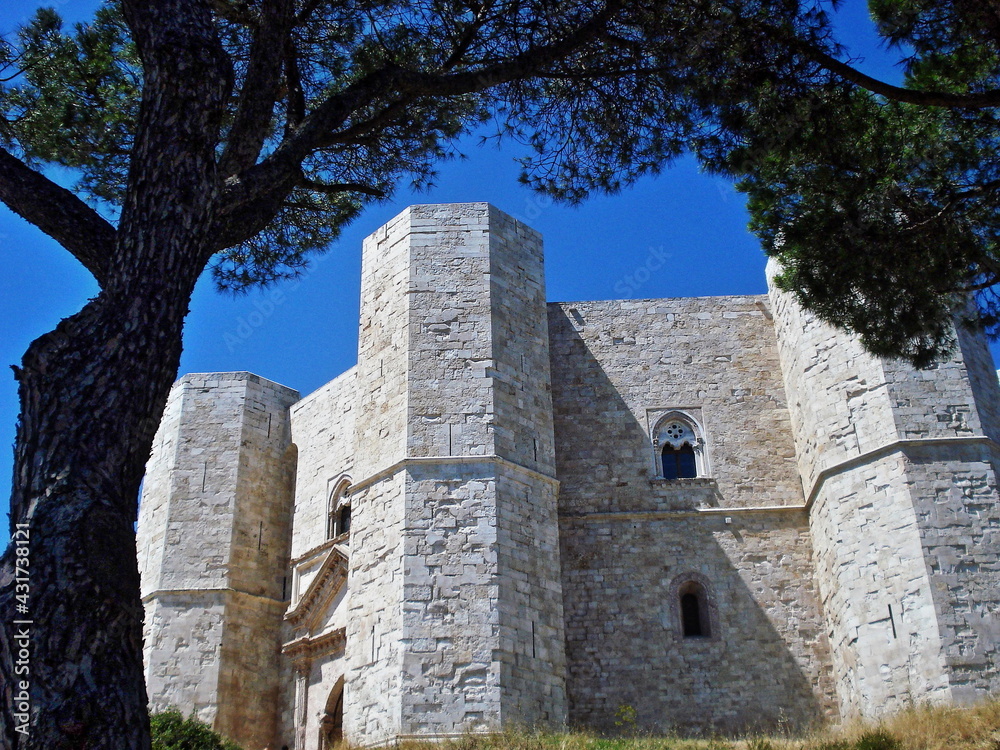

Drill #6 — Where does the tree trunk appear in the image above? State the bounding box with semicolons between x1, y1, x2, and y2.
0;1;232;746
0;277;198;749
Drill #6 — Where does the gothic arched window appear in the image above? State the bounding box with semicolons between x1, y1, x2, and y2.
652;414;707;479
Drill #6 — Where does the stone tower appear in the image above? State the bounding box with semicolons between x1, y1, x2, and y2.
343;203;567;742
768;260;1000;718
138;372;299;749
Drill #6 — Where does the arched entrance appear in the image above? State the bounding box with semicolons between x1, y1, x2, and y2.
319;677;344;749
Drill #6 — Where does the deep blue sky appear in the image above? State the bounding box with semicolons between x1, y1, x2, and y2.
3;2;992;536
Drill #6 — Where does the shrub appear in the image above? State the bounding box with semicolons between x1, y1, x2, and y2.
150;709;243;750
852;730;901;750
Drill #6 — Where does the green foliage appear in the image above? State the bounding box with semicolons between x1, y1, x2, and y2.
149;709;242;750
852;730;901;750
614;704;638;731
0;2;139;204
691;1;1000;367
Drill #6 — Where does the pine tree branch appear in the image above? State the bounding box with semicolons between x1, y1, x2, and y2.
220;0;624;232
299;177;386;197
219;0;295;176
789;34;1000;108
0;148;115;286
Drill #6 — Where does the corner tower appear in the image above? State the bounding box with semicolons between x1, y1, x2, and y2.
768;262;1000;719
138;372;299;748
344;203;567;742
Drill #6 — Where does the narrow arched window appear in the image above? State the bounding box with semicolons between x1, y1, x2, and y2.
677;580;711;638
338;504;351;536
327;479;351;540
680;593;702;636
662;443;697;480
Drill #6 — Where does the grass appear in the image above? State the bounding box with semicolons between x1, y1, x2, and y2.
381;699;1000;750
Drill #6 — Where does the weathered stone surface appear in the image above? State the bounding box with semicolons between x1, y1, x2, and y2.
769;259;1000;718
138;372;299;749
137;205;1000;749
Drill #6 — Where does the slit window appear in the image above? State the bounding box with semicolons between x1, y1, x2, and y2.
338;504;351;536
677;580;711;638
681;593;702;636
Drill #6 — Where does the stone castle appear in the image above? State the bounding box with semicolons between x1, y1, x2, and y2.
137;203;1000;750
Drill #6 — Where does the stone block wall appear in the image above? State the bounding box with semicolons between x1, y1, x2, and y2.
354;208;411;481
344;472;406;741
288;367;357;562
397;463;504;737
138;372;299;749
405;205;496;459
906;445;1000;704
548;295;804;515
805;456;952;717
495;465;567;727
768;267;1000;719
487;208;556;476
344;204;567;743
764;265;899;492
559;510;836;732
142;592;226;724
548;294;836;732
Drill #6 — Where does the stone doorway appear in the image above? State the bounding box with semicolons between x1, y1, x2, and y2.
319;678;344;749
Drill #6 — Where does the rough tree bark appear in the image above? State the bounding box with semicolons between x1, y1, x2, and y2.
0;1;232;747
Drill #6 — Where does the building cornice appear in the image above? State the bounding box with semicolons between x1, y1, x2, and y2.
559;504;806;523
140;586;286;607
285;545;349;629
282;626;346;663
349;454;559;494
803;435;1000;510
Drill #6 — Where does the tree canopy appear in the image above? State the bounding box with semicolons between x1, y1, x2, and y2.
4;1;999;364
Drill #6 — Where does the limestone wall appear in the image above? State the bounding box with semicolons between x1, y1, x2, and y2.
806;457;950;717
487;209;556;476
398;463;504;736
289;367;358;562
354;208;411;481
548;294;835;731
405;205;496;459
344;203;567;742
548;295;804;515
344;472;406;742
560;510;836;732
905;445;1000;704
763;273;898;493
495;465;567;727
768;268;1000;719
142;593;226;724
138;372;299;749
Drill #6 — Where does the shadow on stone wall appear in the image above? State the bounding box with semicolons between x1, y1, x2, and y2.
548;306;836;735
